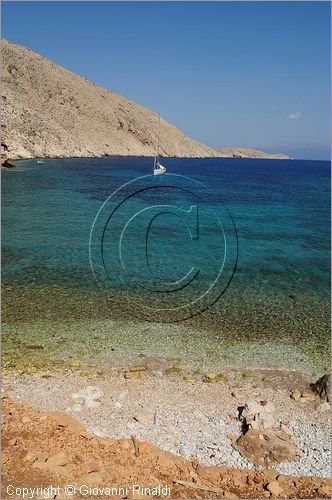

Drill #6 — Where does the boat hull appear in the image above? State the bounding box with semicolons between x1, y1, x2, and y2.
153;166;166;176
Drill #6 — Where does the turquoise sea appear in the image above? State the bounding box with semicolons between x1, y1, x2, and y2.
2;157;330;375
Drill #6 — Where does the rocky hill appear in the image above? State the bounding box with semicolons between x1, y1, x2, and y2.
216;147;290;160
1;40;290;162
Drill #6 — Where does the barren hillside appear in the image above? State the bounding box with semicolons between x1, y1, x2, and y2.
1;40;290;161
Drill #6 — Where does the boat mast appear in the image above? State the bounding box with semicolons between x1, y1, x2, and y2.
153;114;160;170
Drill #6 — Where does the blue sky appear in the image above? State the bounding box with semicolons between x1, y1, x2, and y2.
2;1;331;159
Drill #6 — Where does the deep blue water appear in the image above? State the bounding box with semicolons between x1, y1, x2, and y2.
2;157;330;300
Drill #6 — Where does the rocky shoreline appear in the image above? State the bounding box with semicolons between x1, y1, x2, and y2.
1;147;291;174
2;393;330;500
3;367;330;498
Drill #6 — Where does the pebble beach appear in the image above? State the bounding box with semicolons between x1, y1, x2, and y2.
4;363;331;479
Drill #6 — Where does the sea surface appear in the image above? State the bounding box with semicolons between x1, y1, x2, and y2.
2;157;330;375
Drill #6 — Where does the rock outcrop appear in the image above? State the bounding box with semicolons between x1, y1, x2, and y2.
236;399;301;467
1;39;290;162
311;374;331;402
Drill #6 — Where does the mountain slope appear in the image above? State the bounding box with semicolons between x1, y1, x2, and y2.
1;40;219;160
1;40;290;161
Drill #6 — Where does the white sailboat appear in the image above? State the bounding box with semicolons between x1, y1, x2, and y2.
153;114;166;176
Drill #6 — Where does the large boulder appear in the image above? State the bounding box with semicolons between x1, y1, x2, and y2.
235;429;301;467
311;374;330;402
236;399;301;466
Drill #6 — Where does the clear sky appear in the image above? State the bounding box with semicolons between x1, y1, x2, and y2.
2;1;331;160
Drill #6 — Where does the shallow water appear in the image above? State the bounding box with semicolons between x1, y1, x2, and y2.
2;157;330;374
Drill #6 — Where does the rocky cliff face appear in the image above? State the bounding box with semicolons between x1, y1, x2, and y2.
1;40;290;162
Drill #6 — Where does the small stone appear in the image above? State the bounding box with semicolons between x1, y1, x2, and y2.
231;391;246;400
205;373;216;381
165;367;182;375
80;472;105;485
290;388;301;401
223;492;238;499
129;364;147;372
300;390;316;402
82;461;100;474
178;446;189;456
26;344;44;350
85;399;101;409
72;395;85;404
71;403;82;412
280;423;292;434
72;386;103;408
317;484;331;497
133;411;155;425
70;361;81;368
315;401;330;413
227;433;236;441
24;451;47;464
47;451;68;466
267;480;284;497
124;371;140;380
49;412;85;433
138;442;155;455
